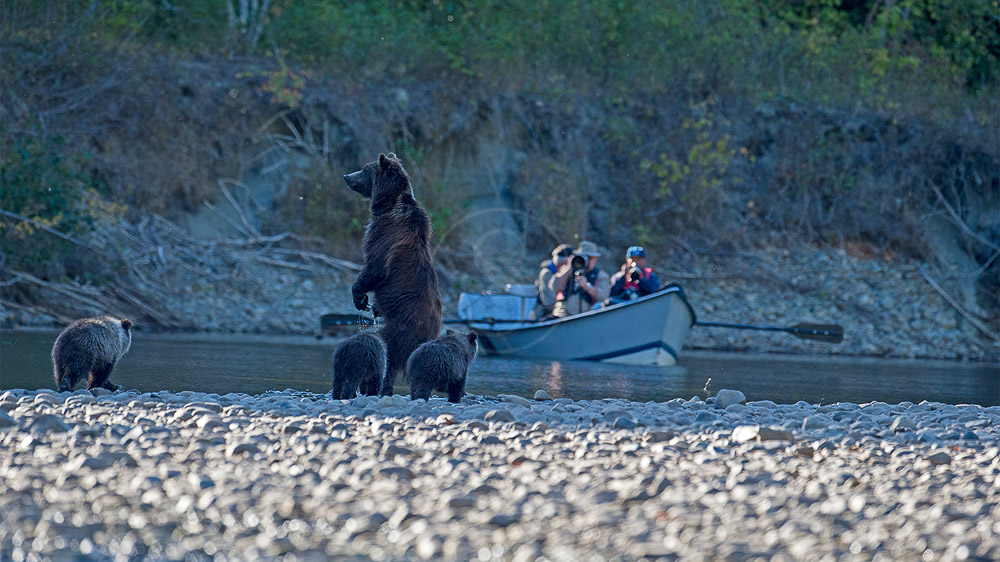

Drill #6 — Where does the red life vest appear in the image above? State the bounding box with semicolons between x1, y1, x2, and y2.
623;267;652;291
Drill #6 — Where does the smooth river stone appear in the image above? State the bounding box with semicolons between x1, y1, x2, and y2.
28;414;71;435
732;425;760;443
714;389;747;409
484;410;515;423
889;416;917;432
499;394;532;408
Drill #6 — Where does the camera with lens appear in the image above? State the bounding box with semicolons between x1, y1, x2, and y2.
570;254;587;277
628;267;641;283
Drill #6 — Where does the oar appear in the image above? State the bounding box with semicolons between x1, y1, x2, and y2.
322;313;536;327
695;321;844;343
442;318;553;326
324;314;844;343
321;313;375;327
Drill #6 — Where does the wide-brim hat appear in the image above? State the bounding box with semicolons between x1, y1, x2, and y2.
575;241;601;258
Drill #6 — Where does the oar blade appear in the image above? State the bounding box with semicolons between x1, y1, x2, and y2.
320;313;375;335
321;313;374;325
789;323;844;343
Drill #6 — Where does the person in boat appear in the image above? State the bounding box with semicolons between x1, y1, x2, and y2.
531;243;575;320
608;245;661;304
551;241;611;317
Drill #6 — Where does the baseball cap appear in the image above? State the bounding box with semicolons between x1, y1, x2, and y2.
626;246;646;258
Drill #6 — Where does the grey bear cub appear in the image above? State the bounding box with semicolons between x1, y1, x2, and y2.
331;332;387;399
405;330;478;402
52;316;133;392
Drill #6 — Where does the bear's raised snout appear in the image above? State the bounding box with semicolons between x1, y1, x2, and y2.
343;169;372;197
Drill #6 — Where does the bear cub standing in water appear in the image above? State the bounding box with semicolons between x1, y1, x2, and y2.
330;332;387;399
405;330;478;403
52;316;133;392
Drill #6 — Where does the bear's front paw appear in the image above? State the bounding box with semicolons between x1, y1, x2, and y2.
353;291;369;311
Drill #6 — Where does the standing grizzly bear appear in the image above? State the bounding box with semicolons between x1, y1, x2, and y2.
52;316;133;392
406;330;478;403
330;332;387;399
344;153;442;395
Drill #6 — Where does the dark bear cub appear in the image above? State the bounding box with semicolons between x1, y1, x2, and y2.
52;316;133;392
344;153;443;395
405;330;478;403
330;332;387;399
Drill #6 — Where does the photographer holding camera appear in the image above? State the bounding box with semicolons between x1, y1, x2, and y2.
552;241;611;317
531;243;574;320
608;246;661;303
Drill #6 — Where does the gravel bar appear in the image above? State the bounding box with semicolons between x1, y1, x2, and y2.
1;388;998;561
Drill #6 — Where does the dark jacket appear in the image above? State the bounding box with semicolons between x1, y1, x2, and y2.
609;266;660;298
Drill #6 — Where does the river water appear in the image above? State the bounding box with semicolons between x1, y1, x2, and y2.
2;330;997;406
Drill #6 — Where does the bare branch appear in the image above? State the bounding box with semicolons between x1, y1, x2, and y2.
918;266;998;341
218;179;261;237
202;200;255;238
928;181;1000;252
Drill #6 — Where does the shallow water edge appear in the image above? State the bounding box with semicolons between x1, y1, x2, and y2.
3;329;998;406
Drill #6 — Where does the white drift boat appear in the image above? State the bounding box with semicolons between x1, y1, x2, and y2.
455;284;697;365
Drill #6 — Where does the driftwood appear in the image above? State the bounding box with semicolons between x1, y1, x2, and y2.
254;256;314;271
218;179;261;237
0;268;159;326
2;212;362;328
202;199;255;238
0;298;78;325
0;273;25;288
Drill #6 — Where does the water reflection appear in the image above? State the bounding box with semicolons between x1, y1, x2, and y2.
2;330;997;406
546;361;563;396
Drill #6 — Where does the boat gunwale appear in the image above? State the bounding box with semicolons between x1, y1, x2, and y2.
465;285;697;335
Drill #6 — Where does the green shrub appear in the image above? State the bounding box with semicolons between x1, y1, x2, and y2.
0;131;124;277
26;1;989;104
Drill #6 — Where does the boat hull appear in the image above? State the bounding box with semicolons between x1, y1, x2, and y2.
466;286;696;365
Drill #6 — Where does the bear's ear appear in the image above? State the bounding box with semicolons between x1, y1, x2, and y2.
379;153;389;168
467;331;478;344
386;152;397;160
445;328;455;336
121;319;133;331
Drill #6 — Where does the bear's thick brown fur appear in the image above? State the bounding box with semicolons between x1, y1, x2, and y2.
406;329;478;403
52;316;133;392
344;153;442;395
330;332;386;399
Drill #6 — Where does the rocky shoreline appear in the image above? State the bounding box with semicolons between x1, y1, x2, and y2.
2;387;998;560
677;246;996;362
